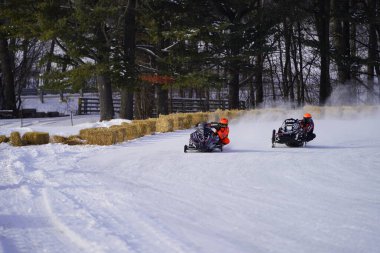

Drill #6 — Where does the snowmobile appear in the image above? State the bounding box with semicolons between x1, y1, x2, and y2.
184;122;223;152
272;118;307;148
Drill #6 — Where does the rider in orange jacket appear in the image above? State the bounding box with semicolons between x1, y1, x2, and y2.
215;118;230;145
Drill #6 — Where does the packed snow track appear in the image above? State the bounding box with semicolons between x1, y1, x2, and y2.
1;110;380;253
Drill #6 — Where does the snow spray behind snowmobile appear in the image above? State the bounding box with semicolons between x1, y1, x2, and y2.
272;118;307;148
184;122;223;152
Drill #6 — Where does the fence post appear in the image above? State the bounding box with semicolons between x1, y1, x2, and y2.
70;111;73;126
78;97;82;115
39;87;44;103
20;106;23;127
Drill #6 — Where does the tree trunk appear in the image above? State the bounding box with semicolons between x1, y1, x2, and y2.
278;37;288;100
249;78;255;108
291;28;301;107
97;74;114;121
267;54;277;102
284;18;294;102
95;22;114;121
255;53;264;107
255;0;264;107
367;0;377;102
120;88;134;119
228;67;240;109
0;37;16;112
316;0;332;105
156;85;168;115
120;0;136;120
297;22;305;105
16;39;29;110
350;0;358;103
46;40;55;73
134;83;155;119
333;0;351;84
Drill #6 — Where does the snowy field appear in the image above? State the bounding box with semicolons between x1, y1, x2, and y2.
1;108;380;253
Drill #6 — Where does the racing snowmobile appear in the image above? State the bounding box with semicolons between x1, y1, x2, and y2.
272;118;307;148
184;122;223;152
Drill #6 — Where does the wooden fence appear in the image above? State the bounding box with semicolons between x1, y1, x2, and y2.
77;97;245;116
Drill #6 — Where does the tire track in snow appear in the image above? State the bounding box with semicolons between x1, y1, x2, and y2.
0;148;25;190
31;146;135;253
41;188;105;253
129;208;193;253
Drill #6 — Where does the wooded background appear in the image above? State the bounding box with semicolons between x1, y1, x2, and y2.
0;0;379;120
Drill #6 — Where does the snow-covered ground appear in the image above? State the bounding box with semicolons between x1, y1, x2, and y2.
1;108;380;253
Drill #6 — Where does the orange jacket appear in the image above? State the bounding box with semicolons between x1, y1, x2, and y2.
217;127;229;140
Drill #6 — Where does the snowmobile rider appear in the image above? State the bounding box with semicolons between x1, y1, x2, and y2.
210;118;230;145
300;113;316;142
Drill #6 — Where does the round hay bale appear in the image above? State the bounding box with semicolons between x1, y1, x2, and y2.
10;132;23;146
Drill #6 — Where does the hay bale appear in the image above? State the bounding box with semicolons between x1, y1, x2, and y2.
50;135;68;144
133;121;149;136
79;127;116;145
156;117;174;132
145;118;157;134
190;112;208;126
122;124;140;140
212;109;228;121
171;115;186;130
0;135;9;143
22;132;50;145
10;132;23;146
182;114;193;129
121;122;141;141
110;127;127;143
109;125;127;143
79;128;92;140
66;135;86;145
132;118;158;134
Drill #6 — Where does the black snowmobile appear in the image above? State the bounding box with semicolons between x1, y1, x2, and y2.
184;122;223;153
272;118;307;148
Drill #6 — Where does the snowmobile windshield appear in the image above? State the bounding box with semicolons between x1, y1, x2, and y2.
197;122;208;130
281;119;300;133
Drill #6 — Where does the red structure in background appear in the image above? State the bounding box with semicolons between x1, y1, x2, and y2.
140;74;175;84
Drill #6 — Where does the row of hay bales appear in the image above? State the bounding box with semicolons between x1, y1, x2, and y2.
3;105;377;146
0;110;243;147
77;110;243;146
0;132;50;146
